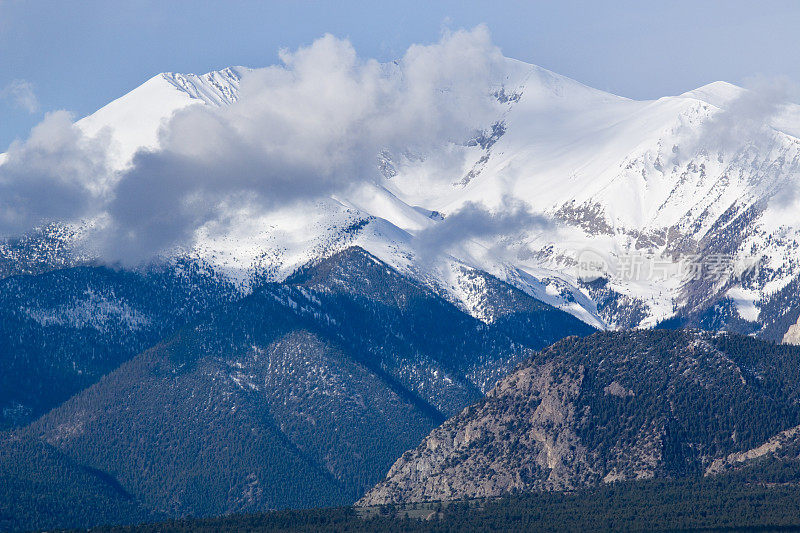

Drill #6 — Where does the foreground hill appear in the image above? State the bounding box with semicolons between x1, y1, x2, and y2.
360;329;800;505
0;433;158;532
0;247;591;531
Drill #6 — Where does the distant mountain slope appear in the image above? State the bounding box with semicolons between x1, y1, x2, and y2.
0;260;237;428
359;330;800;505
0;247;592;528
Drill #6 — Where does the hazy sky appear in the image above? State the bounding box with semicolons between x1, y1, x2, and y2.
1;0;799;149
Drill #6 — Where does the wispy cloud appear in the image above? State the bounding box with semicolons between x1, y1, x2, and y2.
693;75;797;153
415;197;552;261
1;79;39;113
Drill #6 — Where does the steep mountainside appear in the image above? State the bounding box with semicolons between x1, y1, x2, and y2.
359;330;800;505
281;248;593;408
0;260;237;428
0;433;158;532
0;247;592;529
0;245;590;430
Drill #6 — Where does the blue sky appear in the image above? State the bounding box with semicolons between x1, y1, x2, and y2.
2;0;800;149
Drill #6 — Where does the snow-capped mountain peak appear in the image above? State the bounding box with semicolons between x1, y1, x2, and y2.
679;80;744;108
3;58;800;341
76;66;248;168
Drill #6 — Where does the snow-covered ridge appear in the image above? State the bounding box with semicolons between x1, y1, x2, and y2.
74;66;247;168
679;80;744;108
4;57;800;339
160;66;248;107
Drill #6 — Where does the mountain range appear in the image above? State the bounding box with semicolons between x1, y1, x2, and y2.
3;57;800;341
2;56;800;532
0;247;592;531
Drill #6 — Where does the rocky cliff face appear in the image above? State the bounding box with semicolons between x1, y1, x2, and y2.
705;424;800;477
784;316;800;345
360;357;590;504
359;330;800;505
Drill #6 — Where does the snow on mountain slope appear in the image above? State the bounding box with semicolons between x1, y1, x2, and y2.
372;61;800;333
4;58;800;339
76;67;247;168
680;81;744;108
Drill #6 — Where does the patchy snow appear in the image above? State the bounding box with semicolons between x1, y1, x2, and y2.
726;286;761;322
23;288;151;331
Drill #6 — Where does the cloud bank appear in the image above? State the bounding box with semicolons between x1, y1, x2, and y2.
415;198;552;261
0;111;110;235
0;26;508;264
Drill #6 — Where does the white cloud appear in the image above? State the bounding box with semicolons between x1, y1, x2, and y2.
415;197;552;261
0;111;111;234
693;76;800;212
98;26;506;263
0;27;512;265
694;75;797;153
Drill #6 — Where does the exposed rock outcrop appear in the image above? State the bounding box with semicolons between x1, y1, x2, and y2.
360;330;800;505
